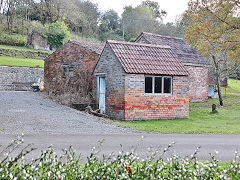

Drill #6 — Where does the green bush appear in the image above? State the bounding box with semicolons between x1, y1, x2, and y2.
0;33;27;46
0;136;240;179
45;21;70;49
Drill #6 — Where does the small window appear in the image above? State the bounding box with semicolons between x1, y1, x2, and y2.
62;66;68;77
164;77;172;93
62;64;75;78
154;77;162;93
145;77;153;93
145;76;172;94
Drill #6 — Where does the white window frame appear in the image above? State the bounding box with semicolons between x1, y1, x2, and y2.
145;76;172;95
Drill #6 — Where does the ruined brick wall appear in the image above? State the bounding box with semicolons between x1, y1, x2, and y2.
124;74;189;120
27;33;50;51
44;42;99;105
185;65;209;102
94;44;125;120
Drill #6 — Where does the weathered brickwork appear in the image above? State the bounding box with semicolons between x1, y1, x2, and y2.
44;42;100;105
124;74;189;120
94;44;125;120
186;65;209;102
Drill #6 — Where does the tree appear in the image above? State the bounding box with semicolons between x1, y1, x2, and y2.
45;21;70;49
121;0;167;41
141;0;166;19
100;9;119;32
183;0;240;106
122;5;157;40
156;16;185;38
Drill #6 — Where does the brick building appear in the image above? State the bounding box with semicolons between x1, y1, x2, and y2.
44;40;104;105
135;32;211;102
94;40;189;120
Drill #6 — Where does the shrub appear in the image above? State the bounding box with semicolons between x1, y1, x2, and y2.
45;21;70;49
0;33;27;46
0;135;239;179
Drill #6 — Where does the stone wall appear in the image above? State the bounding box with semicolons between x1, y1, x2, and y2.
124;74;189;120
0;48;51;60
0;66;43;91
186;65;209;102
44;42;100;105
94;43;126;120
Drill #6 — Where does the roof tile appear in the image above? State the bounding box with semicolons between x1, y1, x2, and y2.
135;32;211;66
107;40;188;76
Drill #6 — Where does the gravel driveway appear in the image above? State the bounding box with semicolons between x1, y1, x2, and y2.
0;91;137;135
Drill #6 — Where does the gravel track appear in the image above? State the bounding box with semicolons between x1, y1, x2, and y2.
0;91;137;135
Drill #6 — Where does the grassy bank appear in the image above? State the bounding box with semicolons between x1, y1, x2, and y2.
0;44;52;53
0;56;44;68
114;79;240;134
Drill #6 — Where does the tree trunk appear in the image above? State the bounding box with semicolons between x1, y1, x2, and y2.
212;55;223;106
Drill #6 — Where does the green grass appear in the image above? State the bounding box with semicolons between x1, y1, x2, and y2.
114;79;240;134
0;56;44;68
227;78;240;94
0;45;52;54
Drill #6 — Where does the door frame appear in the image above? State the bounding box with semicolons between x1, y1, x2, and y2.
97;75;106;114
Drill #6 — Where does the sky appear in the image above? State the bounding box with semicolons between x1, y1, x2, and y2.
91;0;190;23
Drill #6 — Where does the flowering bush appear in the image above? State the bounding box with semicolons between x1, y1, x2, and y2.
0;135;239;179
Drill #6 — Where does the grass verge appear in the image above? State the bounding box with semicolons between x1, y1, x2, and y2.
114;79;240;134
0;56;44;68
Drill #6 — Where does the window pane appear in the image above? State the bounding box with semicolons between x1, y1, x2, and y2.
69;66;74;77
145;77;152;93
62;67;68;77
164;77;172;93
154;77;162;93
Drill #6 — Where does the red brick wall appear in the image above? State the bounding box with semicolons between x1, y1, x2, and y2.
44;42;99;105
124;74;189;120
186;66;209;102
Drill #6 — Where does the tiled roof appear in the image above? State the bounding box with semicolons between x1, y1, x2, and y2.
135;32;211;66
107;40;189;76
70;40;104;54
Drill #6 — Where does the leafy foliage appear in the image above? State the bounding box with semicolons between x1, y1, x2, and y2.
183;0;240;105
141;0;167;19
45;21;70;49
0;33;27;46
0;136;240;179
0;0;187;42
183;0;240;60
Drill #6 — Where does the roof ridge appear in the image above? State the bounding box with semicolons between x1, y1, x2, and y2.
141;32;184;40
69;40;103;45
107;40;171;49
